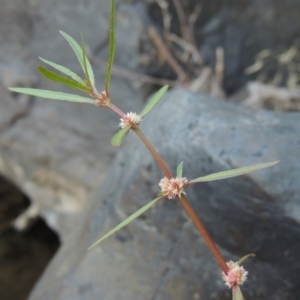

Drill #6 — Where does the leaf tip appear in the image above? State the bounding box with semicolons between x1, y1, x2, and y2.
111;128;129;147
8;87;22;93
176;161;184;177
111;140;121;147
87;244;95;251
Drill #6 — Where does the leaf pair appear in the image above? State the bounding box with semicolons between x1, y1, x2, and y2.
9;31;95;104
111;85;169;146
9;0;116;104
59;31;95;88
88;160;279;250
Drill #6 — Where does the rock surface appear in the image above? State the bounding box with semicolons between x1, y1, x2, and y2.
1;0;300;299
29;90;300;300
0;1;146;241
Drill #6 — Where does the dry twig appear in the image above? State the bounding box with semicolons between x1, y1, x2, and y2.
172;0;193;44
155;0;172;46
87;49;177;87
168;33;203;65
187;4;201;46
211;47;225;98
185;67;212;92
242;82;300;111
148;26;189;82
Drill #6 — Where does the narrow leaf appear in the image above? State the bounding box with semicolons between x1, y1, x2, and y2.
237;253;255;265
232;286;244;300
8;88;95;104
176;161;184;177
81;35;92;87
39;57;86;85
140;85;169;117
111;127;130;147
104;0;116;92
88;197;162;250
60;31;95;86
189;161;280;184
38;66;90;92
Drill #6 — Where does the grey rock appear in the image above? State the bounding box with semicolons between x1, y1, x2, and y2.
0;1;147;241
1;0;300;298
29;90;300;299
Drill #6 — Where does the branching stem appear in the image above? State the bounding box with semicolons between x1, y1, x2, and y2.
108;102;228;274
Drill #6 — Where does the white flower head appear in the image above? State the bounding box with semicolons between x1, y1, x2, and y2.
222;261;248;288
120;112;142;128
159;176;189;199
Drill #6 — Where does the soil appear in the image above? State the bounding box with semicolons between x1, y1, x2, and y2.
0;175;60;300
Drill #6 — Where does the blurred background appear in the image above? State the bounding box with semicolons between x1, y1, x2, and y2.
1;0;300;299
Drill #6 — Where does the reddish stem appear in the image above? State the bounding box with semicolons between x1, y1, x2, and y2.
106;102;228;274
133;127;172;179
108;103;125;117
179;194;229;274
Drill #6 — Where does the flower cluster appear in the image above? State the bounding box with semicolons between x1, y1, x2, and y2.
222;261;248;288
95;90;110;107
119;112;142;128
159;176;189;199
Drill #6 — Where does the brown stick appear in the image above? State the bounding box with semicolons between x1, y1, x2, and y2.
187;4;202;46
155;0;172;46
215;47;224;89
172;0;193;44
88;51;177;87
148;26;189;82
242;81;300;110
211;47;225;98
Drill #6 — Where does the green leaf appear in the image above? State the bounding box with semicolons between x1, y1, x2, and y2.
176;161;184;177
8;88;95;104
88;197;162;250
233;286;244;300
111;127;130;147
38;66;90;92
140;85;169;117
237;253;255;265
189;161;280;184
104;0;116;92
39;57;86;86
81;35;93;88
60;31;95;87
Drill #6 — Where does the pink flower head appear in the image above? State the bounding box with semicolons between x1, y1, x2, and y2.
120;112;142;128
222;261;248;288
159;176;189;199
